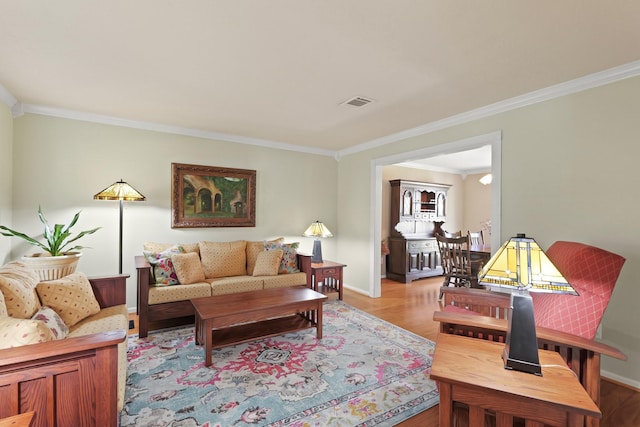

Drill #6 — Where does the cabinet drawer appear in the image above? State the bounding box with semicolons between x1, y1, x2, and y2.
318;268;337;276
408;240;437;251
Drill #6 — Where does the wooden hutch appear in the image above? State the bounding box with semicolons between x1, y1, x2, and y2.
387;179;451;283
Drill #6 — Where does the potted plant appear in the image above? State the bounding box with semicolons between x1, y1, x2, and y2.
0;206;100;280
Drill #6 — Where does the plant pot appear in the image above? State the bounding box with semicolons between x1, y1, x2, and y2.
21;252;82;281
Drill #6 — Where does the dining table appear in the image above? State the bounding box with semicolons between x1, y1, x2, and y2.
468;243;491;285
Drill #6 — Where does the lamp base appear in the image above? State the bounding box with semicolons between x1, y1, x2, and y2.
311;240;323;263
502;291;542;376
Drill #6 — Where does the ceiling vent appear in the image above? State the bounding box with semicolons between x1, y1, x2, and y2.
341;96;375;108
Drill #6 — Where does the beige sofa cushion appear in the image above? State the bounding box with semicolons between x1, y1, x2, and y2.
36;272;101;326
263;272;308;289
246;237;284;275
171;252;206;284
199;240;247;278
144;242;200;255
148;282;211;305
0;316;54;349
209;276;264;296
252;249;283;276
0;261;41;318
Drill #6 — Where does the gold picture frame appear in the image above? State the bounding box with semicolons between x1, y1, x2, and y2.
171;163;256;228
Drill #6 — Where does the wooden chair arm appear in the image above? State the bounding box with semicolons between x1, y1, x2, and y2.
433;310;626;360
0;329;126;368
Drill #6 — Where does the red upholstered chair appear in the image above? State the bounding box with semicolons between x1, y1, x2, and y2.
532;241;626;340
434;241;626;427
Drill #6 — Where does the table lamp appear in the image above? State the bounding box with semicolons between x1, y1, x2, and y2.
303;221;333;263
94;179;145;274
478;233;577;375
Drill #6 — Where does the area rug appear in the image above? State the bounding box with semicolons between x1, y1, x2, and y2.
121;301;439;427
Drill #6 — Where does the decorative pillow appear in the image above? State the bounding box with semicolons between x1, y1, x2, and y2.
143;245;184;286
199;241;247;278
264;242;300;274
252;249;284;276
246;238;284;275
35;272;101;327
32;306;69;339
0;316;54;349
0;261;41;319
171;252;206;285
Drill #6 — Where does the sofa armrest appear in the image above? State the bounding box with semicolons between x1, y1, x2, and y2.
433;310;626;360
0;329;126;424
297;253;312;288
88;274;130;308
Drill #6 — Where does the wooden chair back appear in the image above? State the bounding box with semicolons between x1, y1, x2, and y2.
435;234;476;289
443;230;462;238
467;230;484;245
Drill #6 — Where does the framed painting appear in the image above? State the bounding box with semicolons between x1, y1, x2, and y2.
171;163;256;228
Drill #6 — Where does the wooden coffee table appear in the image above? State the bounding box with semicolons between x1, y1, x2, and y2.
191;286;327;367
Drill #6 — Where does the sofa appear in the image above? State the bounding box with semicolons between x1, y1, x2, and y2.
0;261;129;426
136;239;312;337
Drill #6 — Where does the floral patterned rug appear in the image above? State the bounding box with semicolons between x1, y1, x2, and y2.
121;301;439;426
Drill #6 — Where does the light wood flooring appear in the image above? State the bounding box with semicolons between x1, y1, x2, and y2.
128;277;640;427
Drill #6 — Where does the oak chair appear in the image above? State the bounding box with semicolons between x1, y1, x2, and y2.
433;241;627;427
435;234;483;292
467;230;484;245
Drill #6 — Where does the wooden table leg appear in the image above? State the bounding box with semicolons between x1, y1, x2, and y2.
438;382;453;427
204;320;212;367
316;302;323;339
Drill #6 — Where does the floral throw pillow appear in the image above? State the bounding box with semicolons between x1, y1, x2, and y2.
264;242;300;274
32;306;69;339
143;245;184;286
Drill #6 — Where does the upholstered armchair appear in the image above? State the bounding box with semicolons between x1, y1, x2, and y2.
433;241;626;427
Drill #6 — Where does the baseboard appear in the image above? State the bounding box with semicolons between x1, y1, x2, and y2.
343;283;369;296
602;370;640;391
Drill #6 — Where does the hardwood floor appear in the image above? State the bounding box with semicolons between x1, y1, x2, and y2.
128;277;640;426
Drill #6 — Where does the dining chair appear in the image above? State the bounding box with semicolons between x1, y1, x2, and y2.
443;230;462;238
435;234;479;293
467;230;484;246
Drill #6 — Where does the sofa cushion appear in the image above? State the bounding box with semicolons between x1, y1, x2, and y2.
209;276;264;296
264;242;300;274
246;238;284;275
143;245;184;286
148;282;211;305
0;261;42;318
262;272;308;289
171;252;206;284
32;306;69;339
252;249;284;276
144;241;200;255
36;272;101;326
0;316;54;349
199;240;247;278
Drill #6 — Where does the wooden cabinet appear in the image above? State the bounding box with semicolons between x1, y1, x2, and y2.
387;180;450;283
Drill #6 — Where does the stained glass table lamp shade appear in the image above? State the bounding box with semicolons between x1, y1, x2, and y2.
478;233;577;375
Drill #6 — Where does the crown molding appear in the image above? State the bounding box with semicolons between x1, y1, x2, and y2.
3;60;639;159
340;60;640;157
19;103;337;158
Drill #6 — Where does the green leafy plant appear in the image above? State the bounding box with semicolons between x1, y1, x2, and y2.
0;206;100;256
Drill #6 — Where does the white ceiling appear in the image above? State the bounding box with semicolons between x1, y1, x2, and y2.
1;1;640;167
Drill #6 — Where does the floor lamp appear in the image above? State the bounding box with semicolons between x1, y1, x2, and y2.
94;180;145;274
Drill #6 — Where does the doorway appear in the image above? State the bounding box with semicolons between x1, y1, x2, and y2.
369;131;502;297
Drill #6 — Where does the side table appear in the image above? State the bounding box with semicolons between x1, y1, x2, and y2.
309;260;346;300
430;334;601;427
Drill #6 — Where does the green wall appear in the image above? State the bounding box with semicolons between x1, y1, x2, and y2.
337;75;640;386
8;114;338;309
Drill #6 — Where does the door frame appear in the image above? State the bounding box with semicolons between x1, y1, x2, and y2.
369;130;502;297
